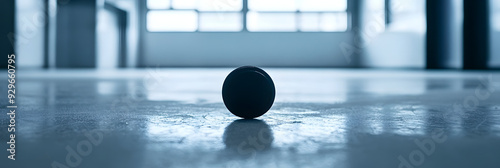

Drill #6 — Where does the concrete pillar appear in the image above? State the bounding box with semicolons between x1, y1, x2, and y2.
426;0;455;69
463;0;489;69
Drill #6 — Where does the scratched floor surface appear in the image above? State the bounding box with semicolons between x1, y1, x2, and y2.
1;69;500;168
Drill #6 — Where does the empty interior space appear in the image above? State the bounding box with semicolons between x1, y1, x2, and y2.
1;0;500;167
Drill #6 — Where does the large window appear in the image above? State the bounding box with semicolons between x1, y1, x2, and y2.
146;0;349;32
147;0;243;32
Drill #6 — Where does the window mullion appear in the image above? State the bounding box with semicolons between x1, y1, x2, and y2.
242;0;249;32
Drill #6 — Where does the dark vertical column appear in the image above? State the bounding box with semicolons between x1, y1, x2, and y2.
118;9;128;68
1;0;16;68
349;0;361;33
348;0;362;67
137;0;145;68
426;0;453;69
385;0;391;25
463;0;489;69
43;0;50;68
56;0;97;68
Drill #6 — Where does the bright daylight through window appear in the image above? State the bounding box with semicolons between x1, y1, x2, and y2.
146;0;348;32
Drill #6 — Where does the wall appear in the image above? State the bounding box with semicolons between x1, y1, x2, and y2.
56;0;97;68
142;32;353;67
490;0;500;68
492;31;500;68
451;0;464;68
361;0;426;68
106;0;140;68
363;32;425;68
96;4;120;68
16;0;46;68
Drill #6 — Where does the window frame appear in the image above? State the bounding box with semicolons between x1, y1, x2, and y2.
145;0;351;33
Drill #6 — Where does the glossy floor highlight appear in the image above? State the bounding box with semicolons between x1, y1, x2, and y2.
1;69;500;168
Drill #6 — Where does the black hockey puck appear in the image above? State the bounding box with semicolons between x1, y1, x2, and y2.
222;66;275;119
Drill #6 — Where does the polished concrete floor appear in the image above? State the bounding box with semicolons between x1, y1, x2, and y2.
1;68;500;168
